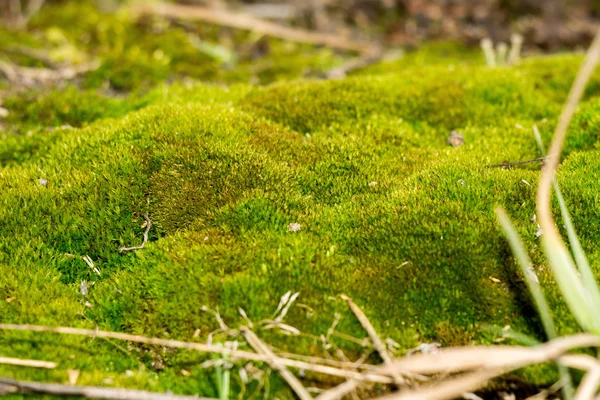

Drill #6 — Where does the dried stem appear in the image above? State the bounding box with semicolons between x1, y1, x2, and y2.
0;357;55;369
0;376;211;400
0;324;393;384
240;327;313;400
119;213;152;252
132;2;377;55
341;295;404;385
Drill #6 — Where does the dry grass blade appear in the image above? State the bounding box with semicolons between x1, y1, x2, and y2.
574;368;600;400
0;357;56;369
120;213;152;252
240;327;313;400
536;27;600;333
341;295;405;385
378;334;600;376
0;59;99;87
314;379;359;400
372;368;504;400
0;376;212;400
0;324;393;384
132;2;377;54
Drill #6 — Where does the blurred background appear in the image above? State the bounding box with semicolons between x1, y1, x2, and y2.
3;0;600;49
1;0;599;97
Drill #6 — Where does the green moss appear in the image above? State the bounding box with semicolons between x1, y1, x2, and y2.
3;31;600;397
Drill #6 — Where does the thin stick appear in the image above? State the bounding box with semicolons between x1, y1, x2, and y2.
314;379;359;400
240;327;313;400
0;377;211;400
0;357;56;369
374;368;504;400
341;295;405;385
132;2;377;55
119;213;152;252
537;28;600;265
0;324;393;384
324;52;384;79
574;368;600;400
485;157;548;169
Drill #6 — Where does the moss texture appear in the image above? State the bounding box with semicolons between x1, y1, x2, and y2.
2;2;600;398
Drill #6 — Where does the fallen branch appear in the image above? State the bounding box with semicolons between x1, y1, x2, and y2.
241;327;313;400
0;376;211;400
131;2;378;55
119;213;152;252
0;324;393;384
0;357;56;369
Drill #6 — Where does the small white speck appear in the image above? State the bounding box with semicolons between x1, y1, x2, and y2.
288;223;301;233
530;214;537;223
515;124;523;129
521;179;530;186
368;181;378;187
80;281;88;296
535;226;543;238
38;178;48;186
458;179;466;186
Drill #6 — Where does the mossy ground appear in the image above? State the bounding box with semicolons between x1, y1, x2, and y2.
2;2;600;398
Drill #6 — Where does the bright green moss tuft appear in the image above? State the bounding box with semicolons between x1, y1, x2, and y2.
3;48;600;396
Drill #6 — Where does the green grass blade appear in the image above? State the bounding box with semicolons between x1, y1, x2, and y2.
533;125;600;315
542;237;600;334
496;208;557;338
496;207;573;400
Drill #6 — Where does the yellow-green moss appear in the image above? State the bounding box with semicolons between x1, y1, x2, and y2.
3;4;600;397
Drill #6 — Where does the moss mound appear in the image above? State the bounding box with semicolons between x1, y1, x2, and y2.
3;11;600;394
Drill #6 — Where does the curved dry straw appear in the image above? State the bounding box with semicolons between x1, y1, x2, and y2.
535;29;600;334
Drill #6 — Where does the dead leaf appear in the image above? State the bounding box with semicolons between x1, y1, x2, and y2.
181;369;191;376
5;297;15;303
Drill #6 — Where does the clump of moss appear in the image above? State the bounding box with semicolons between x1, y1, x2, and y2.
3;29;600;398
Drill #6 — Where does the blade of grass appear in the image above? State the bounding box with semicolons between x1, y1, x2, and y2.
536;27;600;336
496;207;573;400
533;125;600;314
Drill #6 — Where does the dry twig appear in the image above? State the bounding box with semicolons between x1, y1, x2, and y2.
0;377;211;400
369;334;600;399
132;2;378;55
0;357;55;369
485;157;548;169
119;213;152;252
324;52;385;79
0;59;100;88
0;324;393;384
240;327;313;400
341;295;404;386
